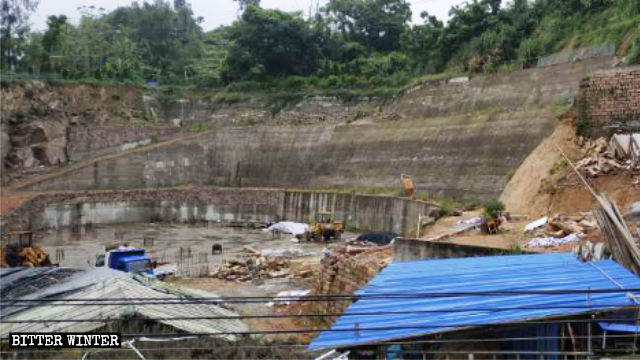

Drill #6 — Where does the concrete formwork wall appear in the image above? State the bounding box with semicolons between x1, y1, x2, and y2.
41;201;282;229
283;191;436;235
6;189;435;236
393;237;518;262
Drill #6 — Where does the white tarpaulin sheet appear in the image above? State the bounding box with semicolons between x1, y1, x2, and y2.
266;290;311;306
525;233;580;248
457;216;482;226
266;221;309;235
524;216;548;232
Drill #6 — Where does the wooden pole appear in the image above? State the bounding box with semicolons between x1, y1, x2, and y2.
567;323;578;360
556;143;640;273
554;144;598;199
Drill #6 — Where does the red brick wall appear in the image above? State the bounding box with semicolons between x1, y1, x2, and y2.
576;70;640;138
306;245;391;326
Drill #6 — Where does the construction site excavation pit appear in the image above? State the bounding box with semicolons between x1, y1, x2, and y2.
35;222;344;284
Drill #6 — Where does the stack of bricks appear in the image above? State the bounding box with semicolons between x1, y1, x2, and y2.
307;244;391;326
576;70;640;138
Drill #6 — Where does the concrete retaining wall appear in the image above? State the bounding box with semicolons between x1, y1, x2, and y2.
150;56;614;126
26;105;565;200
41;200;282;229
283;191;435;235
6;56;621;199
391;55;613;119
6;188;436;236
393;237;522;261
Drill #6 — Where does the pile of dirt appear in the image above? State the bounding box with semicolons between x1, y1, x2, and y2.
501;112;639;218
500;115;579;217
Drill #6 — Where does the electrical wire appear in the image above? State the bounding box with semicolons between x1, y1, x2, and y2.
4;287;640;304
2;318;636;339
3;333;639;347
2;307;640;323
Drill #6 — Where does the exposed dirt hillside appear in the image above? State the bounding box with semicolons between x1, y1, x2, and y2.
500;114;578;216
501;112;639;217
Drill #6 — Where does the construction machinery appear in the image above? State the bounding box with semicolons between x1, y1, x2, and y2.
1;231;53;267
401;173;415;198
308;211;344;242
96;246;176;278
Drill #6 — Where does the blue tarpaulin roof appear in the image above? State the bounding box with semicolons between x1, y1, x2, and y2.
308;253;640;350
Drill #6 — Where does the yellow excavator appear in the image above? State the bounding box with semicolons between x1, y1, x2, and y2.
1;231;53;267
308;211;344;242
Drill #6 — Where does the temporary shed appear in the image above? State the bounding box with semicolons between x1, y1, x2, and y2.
309;253;640;356
0;267;248;339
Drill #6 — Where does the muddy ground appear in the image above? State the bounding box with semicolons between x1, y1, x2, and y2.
35;223;340;272
32;223;358;337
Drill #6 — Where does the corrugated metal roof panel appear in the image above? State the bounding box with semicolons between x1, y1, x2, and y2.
309;253;640;350
599;322;640;333
0;267;83;301
0;269;248;339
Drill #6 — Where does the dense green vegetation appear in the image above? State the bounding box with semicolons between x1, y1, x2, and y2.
483;199;505;219
1;0;639;89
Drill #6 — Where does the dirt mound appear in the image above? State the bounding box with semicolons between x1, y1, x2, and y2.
501;112;640;217
500;114;579;216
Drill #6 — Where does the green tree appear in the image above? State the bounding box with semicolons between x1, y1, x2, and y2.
324;0;411;52
67;16;112;78
442;0;495;67
192;27;231;87
105;28;143;79
483;199;505;219
401;11;445;73
223;5;321;81
21;32;46;73
233;0;260;11
628;25;640;64
0;0;39;70
106;0;204;82
41;15;68;72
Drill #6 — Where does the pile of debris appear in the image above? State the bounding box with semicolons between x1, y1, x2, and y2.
548;213;598;237
524;213;598;248
210;247;306;282
572;241;611;262
575;135;639;178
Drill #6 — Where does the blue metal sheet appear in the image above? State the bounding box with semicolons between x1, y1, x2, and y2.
599;322;640;333
308;253;640;350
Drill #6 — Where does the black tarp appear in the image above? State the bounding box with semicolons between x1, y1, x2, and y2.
354;232;397;245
